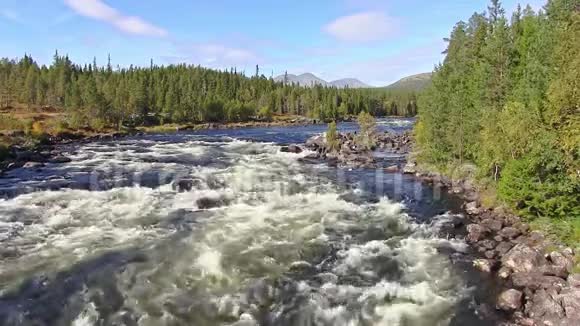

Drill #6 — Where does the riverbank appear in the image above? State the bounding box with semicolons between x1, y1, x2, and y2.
297;129;580;326
0;115;318;174
406;164;580;325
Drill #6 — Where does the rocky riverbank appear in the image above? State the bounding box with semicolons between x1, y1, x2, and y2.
410;168;580;326
294;129;579;326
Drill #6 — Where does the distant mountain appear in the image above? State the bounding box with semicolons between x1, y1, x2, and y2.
274;73;370;88
329;78;370;88
383;73;432;92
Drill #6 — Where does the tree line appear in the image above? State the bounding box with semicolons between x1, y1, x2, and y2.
416;0;579;221
0;55;419;130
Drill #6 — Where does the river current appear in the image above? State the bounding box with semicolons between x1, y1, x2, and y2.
0;118;501;326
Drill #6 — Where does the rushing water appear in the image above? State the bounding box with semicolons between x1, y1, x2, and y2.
0;118;501;326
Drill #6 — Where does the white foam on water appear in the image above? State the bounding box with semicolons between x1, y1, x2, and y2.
0;132;472;326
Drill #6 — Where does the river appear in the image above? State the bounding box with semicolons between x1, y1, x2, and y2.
0;118;503;326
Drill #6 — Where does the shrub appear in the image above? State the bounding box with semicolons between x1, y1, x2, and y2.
356;111;376;150
326;121;340;153
258;106;273;121
498;147;580;219
31;121;44;135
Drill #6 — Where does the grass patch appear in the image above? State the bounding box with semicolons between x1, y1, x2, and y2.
529;216;580;250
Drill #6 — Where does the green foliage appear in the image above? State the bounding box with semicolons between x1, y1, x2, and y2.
258;106;273;121
0;53;421;130
417;0;580;221
326;121;340;153
356;111;377;150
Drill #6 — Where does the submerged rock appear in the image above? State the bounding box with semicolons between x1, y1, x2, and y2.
173;179;194;192
280;145;303;154
196;196;228;209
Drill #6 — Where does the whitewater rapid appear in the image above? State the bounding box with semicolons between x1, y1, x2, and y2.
0;128;480;326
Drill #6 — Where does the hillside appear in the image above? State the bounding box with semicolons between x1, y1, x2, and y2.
384;73;432;91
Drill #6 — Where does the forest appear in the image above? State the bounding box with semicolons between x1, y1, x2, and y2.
0;55;418;130
416;0;579;237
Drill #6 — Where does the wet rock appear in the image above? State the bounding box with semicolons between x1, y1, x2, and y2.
289;261;315;274
474;259;495;273
384;165;399;173
314;272;338;284
305;135;325;150
465;201;480;215
499;227;522;240
280;145;303;154
246;278;275;307
173;179;194;192
467;224;487;243
48;156;72;163
502;244;546;273
298;153;321;164
497;289;523;311
22;161;44;169
196;197;228;209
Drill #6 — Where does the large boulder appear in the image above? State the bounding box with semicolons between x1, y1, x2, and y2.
501;244;546;273
497;289;523;311
559;287;580;325
525;289;565;324
512;272;567;291
305;135;325;150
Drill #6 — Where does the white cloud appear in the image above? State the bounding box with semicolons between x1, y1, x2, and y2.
0;9;22;23
323;12;397;42
164;42;260;70
63;0;167;37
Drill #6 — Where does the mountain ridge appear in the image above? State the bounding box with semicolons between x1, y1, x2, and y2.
383;73;432;91
274;73;370;88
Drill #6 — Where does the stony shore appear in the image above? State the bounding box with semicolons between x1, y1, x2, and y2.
410;165;580;326
297;130;580;326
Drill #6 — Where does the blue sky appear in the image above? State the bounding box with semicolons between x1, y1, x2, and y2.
0;0;545;86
